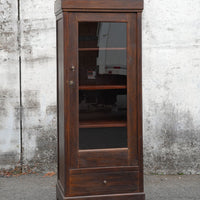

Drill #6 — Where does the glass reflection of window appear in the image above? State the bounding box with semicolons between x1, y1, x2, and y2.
97;23;127;76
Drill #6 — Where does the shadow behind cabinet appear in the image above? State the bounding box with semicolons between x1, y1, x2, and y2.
55;0;144;200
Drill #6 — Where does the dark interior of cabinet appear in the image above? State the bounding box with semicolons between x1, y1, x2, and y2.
78;22;128;150
79;127;127;149
79;89;127;121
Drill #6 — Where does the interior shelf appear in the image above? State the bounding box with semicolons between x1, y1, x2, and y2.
79;120;127;128
79;47;126;51
79;85;127;90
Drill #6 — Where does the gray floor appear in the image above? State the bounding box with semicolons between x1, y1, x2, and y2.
0;174;200;200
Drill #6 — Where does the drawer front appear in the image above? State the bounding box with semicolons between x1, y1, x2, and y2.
69;171;139;196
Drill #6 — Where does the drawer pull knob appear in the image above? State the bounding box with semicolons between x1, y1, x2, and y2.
103;180;107;185
69;81;74;86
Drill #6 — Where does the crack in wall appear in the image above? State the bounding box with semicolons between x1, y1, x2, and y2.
17;0;23;173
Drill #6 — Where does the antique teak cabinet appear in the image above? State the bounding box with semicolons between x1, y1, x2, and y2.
55;0;144;200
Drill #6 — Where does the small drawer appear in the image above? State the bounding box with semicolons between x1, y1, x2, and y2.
69;170;139;196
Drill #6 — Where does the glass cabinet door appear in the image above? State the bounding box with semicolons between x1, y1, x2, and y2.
68;12;137;168
78;22;128;150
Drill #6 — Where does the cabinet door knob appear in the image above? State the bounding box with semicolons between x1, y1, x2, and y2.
69;81;74;86
103;180;107;185
71;66;75;71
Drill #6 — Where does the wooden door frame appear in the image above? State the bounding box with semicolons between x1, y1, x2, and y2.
67;12;139;169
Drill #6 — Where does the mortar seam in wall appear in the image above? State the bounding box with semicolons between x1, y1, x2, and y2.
17;0;23;173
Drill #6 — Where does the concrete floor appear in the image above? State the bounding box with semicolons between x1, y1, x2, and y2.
0;175;200;200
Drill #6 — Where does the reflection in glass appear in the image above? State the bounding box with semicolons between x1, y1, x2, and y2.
79;50;127;86
79;22;127;48
78;22;128;150
79;22;127;86
79;89;127;122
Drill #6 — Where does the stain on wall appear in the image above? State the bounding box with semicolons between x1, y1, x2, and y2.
0;0;20;169
20;0;56;172
143;0;200;174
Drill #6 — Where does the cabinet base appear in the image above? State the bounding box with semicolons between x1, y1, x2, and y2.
57;184;145;200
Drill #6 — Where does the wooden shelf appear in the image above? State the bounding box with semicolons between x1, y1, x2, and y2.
79;120;127;128
79;47;126;51
79;85;127;90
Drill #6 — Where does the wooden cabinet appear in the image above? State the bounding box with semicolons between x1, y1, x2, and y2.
55;1;144;199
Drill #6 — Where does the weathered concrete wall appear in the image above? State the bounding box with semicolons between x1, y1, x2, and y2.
0;0;200;174
143;0;200;174
20;0;57;171
0;0;20;169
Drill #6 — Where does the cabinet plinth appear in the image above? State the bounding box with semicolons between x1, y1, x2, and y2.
55;0;144;199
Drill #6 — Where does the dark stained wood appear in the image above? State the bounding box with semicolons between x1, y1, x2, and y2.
137;12;144;193
127;13;138;166
79;120;127;128
56;1;144;199
79;85;126;90
73;12;129;22
70;166;139;175
69;171;139;196
59;0;143;10
78;148;128;168
57;17;65;192
63;12;70;196
57;181;145;200
66;9;143;13
67;13;79;170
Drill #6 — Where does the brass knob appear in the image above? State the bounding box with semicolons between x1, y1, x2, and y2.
71;66;75;71
103;180;107;185
69;81;74;86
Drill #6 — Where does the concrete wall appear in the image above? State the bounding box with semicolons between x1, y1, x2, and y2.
0;0;200;174
20;0;56;172
0;0;56;172
0;0;20;169
143;0;200;174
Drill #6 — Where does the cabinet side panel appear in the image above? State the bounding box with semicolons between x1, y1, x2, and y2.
127;13;138;165
136;12;144;192
57;18;65;190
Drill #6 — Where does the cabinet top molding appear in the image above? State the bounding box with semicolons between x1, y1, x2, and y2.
55;0;143;14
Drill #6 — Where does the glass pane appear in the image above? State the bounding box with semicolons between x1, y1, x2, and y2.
79;89;127;123
79;128;127;150
78;22;127;150
79;22;127;48
79;50;127;86
79;22;127;86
